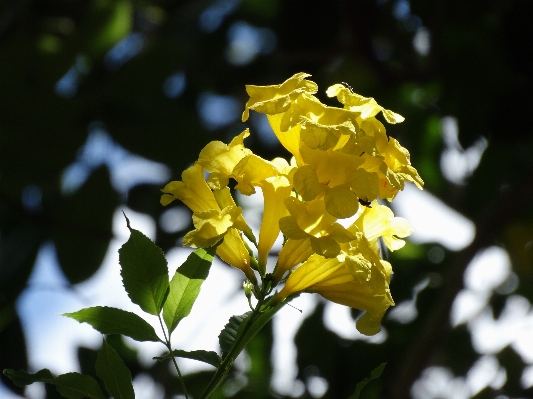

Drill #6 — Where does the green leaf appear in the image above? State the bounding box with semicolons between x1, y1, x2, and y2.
154;350;221;368
119;213;169;315
55;373;107;399
3;369;106;399
218;313;250;356
95;341;135;399
163;247;216;334
3;368;54;387
348;362;387;399
63;306;161;343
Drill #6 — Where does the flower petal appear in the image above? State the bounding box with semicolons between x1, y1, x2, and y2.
232;154;282;195
198;129;252;190
160;163;219;212
274;238;313;282
242;72;318;121
257;175;292;271
216;228;256;283
324;185;360;219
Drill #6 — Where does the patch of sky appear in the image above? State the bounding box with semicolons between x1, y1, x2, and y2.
306;375;329;398
163;70;186;98
440;116;488;185
249;112;279;147
225;21;277;66
197;92;241;130
388;277;430;324
413;356;507;397
411;366;471;399
159;206;191;233
22;184;42;213
61;122;170;197
392;0;426;37
413;27;431;56
104;33;144;71
55;55;89;98
199;0;240;33
392;0;411;20
392;184;476;251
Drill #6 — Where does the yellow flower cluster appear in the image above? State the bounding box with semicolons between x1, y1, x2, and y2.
161;73;423;335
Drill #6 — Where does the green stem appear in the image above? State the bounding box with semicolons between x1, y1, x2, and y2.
159;314;189;399
199;295;292;399
200;301;263;399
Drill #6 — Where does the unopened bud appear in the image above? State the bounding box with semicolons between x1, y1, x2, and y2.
243;280;253;299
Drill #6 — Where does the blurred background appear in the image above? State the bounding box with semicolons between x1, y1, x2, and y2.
1;0;532;398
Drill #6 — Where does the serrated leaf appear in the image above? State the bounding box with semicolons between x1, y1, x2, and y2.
2;369;106;399
119;214;169;315
154;350;220;368
63;306;161;342
349;362;387;399
163;247;216;334
218;313;250;356
55;373;107;399
95;341;134;399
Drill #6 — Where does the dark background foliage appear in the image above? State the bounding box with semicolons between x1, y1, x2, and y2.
1;0;532;398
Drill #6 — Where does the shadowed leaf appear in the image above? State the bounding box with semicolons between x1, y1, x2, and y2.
3;369;106;399
155;349;221;368
95;341;134;399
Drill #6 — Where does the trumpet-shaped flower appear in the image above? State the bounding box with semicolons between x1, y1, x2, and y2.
242;72;318;122
161;72;424;334
216;227;257;284
256;175;292;273
160;163;219;211
273;238;314;283
198;129;252;190
274;253;394;335
161;163;252;247
161;162;256;278
183;206;245;248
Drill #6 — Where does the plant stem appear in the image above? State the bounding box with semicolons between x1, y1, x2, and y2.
159;314;189;399
199;291;292;399
199;298;265;399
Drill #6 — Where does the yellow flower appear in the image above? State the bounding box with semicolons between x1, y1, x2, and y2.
160;73;423;333
326;84;405;124
256;175;292;274
242;72;318;122
279;196;356;258
198;129;252;190
325;83;424;199
216;228;257;284
351;201;413;252
292;147;365;218
376;134;424;199
273;238;314;283
274;253;394;335
161;163;252;246
160;162;256;278
160;163;219;211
